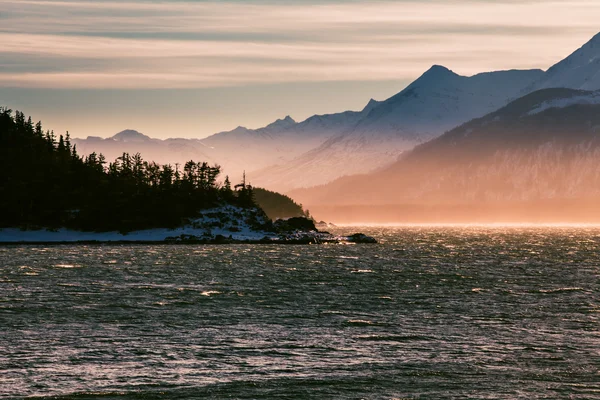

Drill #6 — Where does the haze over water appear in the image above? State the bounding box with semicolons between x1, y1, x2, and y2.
2;227;600;399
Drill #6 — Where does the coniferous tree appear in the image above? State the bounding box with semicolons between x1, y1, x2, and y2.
0;108;252;232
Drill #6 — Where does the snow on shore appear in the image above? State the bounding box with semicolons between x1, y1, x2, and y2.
0;206;272;243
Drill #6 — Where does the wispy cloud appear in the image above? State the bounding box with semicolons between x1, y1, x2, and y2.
0;0;599;88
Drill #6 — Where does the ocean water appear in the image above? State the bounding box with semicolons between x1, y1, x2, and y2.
1;227;600;399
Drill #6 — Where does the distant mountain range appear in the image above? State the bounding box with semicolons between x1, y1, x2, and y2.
73;131;221;174
290;88;600;222
74;32;600;200
250;66;543;190
75;66;543;188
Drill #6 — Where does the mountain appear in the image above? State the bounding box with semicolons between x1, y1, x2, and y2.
72;109;373;182
110;129;152;143
349;66;545;139
524;33;600;92
73;131;220;173
70;66;545;192
253;33;600;192
289;88;600;223
198;110;368;177
72;33;600;193
250;67;544;191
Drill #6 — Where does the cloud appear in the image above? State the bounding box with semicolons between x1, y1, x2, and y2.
0;0;599;88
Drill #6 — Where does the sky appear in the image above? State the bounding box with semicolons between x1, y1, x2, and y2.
1;0;599;139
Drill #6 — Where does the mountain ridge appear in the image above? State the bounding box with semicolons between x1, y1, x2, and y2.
72;32;600;194
288;87;600;223
249;66;545;191
523;32;600;93
110;129;153;142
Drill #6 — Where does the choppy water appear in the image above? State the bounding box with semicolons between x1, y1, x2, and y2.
1;227;600;399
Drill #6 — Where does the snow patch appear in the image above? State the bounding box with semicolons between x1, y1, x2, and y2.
0;206;377;244
0;206;272;243
528;92;600;115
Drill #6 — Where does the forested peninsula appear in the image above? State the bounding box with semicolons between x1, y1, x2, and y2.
0;108;261;233
0;108;375;244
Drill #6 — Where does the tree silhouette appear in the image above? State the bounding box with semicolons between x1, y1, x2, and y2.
0;108;260;233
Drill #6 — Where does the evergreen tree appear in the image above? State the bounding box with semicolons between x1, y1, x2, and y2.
0;108;251;232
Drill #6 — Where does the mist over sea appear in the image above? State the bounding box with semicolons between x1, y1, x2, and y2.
2;227;599;399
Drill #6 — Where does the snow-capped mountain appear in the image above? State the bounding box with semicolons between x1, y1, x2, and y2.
289;88;600;222
198;109;369;178
352;66;544;139
73;32;600;193
250;67;544;191
524;32;600;92
253;33;600;192
72;110;369;182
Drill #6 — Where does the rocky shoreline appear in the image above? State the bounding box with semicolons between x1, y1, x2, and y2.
0;234;377;245
164;232;377;245
0;209;377;245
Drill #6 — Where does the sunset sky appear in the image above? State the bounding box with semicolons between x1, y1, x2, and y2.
1;0;599;139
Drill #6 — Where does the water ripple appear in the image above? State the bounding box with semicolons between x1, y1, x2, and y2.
2;227;600;398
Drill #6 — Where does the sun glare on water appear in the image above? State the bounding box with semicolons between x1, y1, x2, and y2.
333;222;600;228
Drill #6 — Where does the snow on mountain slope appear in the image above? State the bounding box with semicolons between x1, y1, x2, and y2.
355;66;544;138
72;110;367;183
527;91;600;115
73;33;600;192
199;107;373;180
525;32;600;92
289;88;600;213
250;67;544;191
249;133;414;191
255;33;600;192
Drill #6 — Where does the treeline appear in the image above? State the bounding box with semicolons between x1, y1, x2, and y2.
0;108;256;232
253;187;310;221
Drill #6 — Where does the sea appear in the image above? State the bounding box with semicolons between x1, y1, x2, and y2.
1;226;600;399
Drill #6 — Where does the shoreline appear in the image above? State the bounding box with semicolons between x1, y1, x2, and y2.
0;238;374;245
0;240;357;246
0;232;377;246
0;208;377;245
